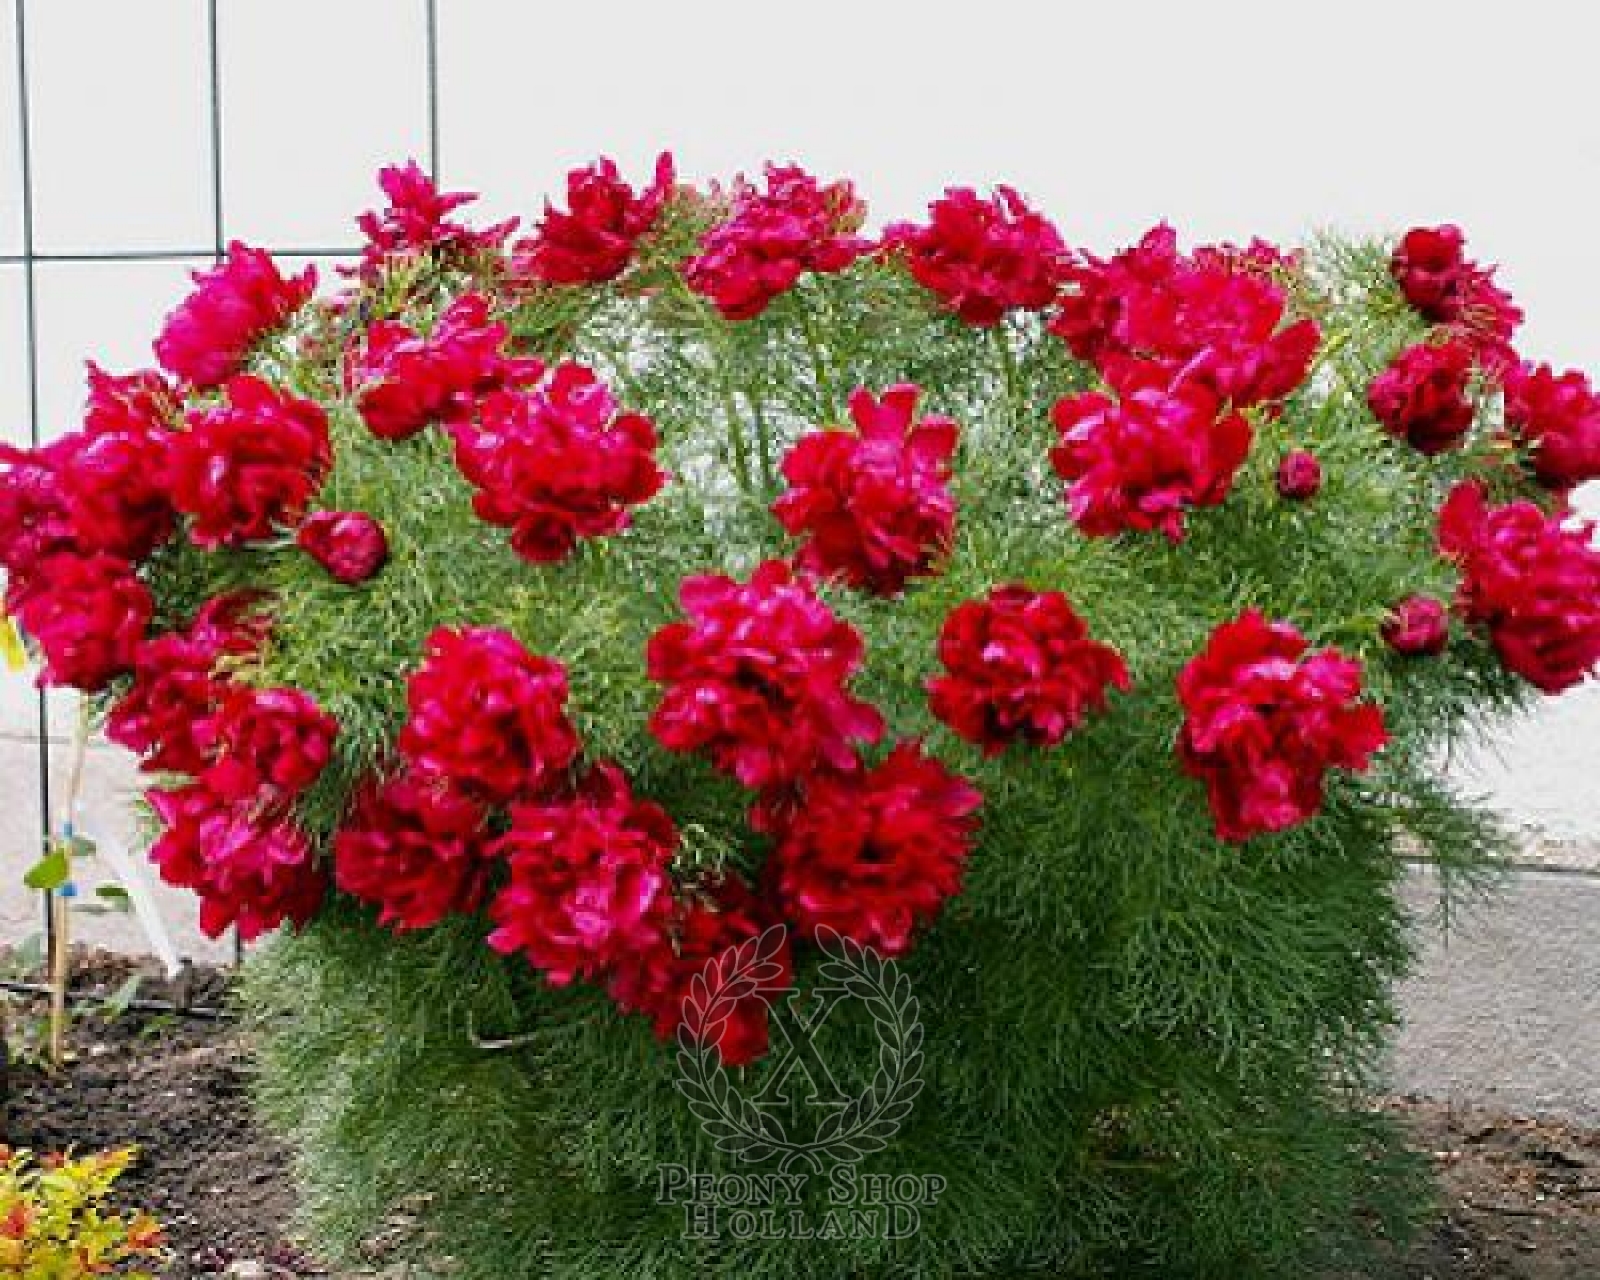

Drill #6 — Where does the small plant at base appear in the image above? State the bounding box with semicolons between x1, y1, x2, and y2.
0;1146;165;1277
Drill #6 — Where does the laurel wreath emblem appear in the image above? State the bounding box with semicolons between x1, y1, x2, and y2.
675;924;924;1173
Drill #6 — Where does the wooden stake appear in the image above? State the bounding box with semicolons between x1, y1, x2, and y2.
48;886;69;1068
46;699;92;1070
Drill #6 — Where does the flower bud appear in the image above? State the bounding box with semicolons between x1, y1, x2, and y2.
1276;449;1322;500
1381;595;1449;657
297;510;389;584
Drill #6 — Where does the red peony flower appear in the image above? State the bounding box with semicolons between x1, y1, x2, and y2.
1051;224;1318;408
606;872;793;1067
647;560;884;788
927;585;1130;754
154;242;316;389
1192;238;1304;278
1389;225;1522;368
757;741;982;956
148;783;326;940
1390;225;1469;322
1437;482;1600;694
1381;595;1450;658
1276;449;1323;501
1050;360;1253;541
195;686;338;808
1176;609;1388;842
398;625;581;803
771;384;957;595
334;770;491;932
351;293;542;441
58;365;179;561
107;593;268;774
1366;339;1477;455
450;362;665;563
512;153;675;286
685;164;869;320
353;160;516;282
487;762;678;986
7;422;172;574
296;510;390;584
82;362;179;437
881;185;1068;327
11;553;151;691
169;376;331;547
1501;361;1600;493
0;439;77;587
1050;225;1171;365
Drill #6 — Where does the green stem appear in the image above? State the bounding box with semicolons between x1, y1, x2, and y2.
993;322;1022;430
673;273;755;495
747;388;777;492
800;302;837;421
717;365;755;495
1309;326;1352;378
584;332;643;407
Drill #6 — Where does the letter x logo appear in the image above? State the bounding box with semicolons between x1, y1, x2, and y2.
751;985;851;1109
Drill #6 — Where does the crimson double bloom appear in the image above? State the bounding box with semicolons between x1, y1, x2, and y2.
513;153;675;286
168;376;331;548
1366;338;1477;456
646;560;884;789
353;161;516;283
757;742;983;958
398;625;581;803
1051;361;1252;542
450;362;665;564
772;384;957;596
334;771;492;933
606;872;793;1068
1438;483;1600;694
1176;609;1387;843
929;584;1130;754
155;242;316;390
487;763;679;987
107;594;268;774
1390;224;1522;366
881;185;1068;327
685;164;869;320
1501;361;1600;494
1052;223;1318;408
351;292;542;441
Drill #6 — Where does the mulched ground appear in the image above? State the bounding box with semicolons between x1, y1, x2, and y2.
5;951;1600;1278
1380;1096;1600;1279
0;952;310;1277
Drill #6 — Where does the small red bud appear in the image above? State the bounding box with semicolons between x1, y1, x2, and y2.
1382;595;1449;657
297;510;389;584
1276;449;1322;500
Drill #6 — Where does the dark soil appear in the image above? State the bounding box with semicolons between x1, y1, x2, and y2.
6;951;1600;1277
1;950;310;1277
1379;1095;1600;1279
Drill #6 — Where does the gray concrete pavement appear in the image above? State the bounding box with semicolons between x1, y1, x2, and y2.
1393;866;1600;1125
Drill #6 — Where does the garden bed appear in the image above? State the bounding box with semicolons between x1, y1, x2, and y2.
4;952;1600;1278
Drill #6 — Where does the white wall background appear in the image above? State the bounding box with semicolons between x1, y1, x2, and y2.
1;0;1596;954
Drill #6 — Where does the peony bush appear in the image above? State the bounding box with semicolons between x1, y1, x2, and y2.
4;155;1600;1276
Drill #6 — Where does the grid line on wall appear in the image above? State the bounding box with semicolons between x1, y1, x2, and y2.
6;0;443;952
10;0;52;951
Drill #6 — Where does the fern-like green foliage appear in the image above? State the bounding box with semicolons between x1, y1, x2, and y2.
189;220;1534;1277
